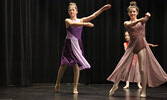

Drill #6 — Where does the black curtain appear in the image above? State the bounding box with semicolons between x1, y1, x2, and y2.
0;0;32;86
0;0;167;86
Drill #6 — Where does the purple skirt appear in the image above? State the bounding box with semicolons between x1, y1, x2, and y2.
60;33;91;70
60;39;83;67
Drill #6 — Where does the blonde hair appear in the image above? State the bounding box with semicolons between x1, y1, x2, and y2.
127;1;139;12
68;2;78;11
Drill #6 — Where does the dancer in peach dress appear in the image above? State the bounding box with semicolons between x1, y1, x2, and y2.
122;31;158;89
107;1;167;98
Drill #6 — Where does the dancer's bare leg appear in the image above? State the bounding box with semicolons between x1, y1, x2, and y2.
123;81;129;89
137;48;146;97
55;64;67;92
73;63;80;94
109;53;134;96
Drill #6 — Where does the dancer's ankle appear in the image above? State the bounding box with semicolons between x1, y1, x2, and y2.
140;93;146;98
109;86;118;96
73;88;78;94
138;84;142;89
123;85;129;89
55;83;60;92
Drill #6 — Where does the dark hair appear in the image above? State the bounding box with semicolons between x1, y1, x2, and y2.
127;1;139;12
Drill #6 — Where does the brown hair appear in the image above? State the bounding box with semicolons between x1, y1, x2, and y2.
127;1;139;12
68;2;78;11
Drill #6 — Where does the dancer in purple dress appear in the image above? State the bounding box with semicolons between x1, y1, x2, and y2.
55;2;111;94
107;1;167;97
123;31;158;89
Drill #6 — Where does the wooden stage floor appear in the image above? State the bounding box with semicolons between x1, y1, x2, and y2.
0;83;167;100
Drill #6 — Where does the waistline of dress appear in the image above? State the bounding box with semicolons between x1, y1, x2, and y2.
66;32;78;40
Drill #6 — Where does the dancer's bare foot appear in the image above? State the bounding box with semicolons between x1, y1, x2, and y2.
55;83;60;92
73;89;78;94
140;93;146;98
123;85;129;89
140;91;146;98
109;86;118;96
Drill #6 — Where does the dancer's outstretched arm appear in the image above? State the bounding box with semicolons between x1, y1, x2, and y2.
65;18;94;27
81;4;111;22
148;43;158;47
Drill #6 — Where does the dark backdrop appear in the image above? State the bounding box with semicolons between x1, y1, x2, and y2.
0;0;167;86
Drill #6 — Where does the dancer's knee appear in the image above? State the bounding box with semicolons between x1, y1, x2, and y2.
139;67;145;75
73;63;79;70
60;64;67;70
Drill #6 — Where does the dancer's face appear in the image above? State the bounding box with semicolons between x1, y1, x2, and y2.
68;6;78;18
125;32;130;41
128;8;138;20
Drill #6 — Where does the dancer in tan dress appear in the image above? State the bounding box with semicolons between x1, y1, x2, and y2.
122;31;158;89
107;1;167;98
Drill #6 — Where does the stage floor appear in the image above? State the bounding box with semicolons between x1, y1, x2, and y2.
0;83;167;100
